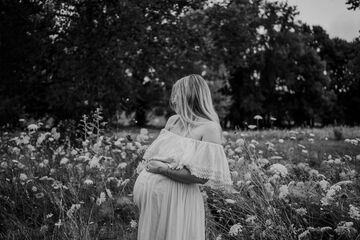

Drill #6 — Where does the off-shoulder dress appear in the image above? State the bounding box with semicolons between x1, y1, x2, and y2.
133;118;232;240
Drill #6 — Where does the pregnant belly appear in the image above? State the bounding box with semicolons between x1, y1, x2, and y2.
132;169;200;208
133;170;169;205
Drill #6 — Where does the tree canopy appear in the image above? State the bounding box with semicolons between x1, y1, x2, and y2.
1;0;359;128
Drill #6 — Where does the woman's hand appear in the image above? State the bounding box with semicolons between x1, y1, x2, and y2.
146;160;169;174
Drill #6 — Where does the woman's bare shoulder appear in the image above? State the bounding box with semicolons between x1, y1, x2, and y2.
164;114;179;130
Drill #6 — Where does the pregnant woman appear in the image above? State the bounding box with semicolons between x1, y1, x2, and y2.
133;74;232;240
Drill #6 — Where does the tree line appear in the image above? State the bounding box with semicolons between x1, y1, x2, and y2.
1;0;359;128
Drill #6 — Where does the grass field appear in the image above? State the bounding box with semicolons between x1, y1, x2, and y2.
0;123;359;239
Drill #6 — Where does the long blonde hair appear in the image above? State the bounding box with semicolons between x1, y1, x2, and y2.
170;74;220;136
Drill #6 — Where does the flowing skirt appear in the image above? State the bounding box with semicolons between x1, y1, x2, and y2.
133;169;205;240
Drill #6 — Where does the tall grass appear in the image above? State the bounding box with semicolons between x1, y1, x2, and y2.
0;119;359;239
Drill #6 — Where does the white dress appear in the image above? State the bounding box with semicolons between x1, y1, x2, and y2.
133;127;232;240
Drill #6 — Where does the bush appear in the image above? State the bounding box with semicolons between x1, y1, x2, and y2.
333;127;344;141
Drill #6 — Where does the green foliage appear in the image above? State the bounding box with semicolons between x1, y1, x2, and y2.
0;0;207;125
1;0;360;127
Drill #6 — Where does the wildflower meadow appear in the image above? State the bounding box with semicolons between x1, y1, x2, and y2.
1;111;359;240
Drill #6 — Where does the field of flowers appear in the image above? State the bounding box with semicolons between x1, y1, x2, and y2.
1;112;360;240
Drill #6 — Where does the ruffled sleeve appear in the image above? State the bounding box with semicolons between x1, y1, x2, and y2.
183;143;233;189
142;130;185;162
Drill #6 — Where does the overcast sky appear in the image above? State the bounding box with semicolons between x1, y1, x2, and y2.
271;0;360;41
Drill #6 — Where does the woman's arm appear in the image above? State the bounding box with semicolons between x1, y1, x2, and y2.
146;160;207;184
161;166;207;184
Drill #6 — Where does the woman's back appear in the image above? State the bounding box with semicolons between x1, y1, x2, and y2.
165;114;223;145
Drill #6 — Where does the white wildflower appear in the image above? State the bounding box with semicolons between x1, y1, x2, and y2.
227;149;235;156
230;171;239;179
27;124;39;132
36;133;48;146
257;158;269;167
51;181;63;190
349;204;360;221
295;208;307;216
334;158;342;164
118;162;127;169
308;169;319;178
51;128;60;140
84;179;94;185
245;215;257;224
321;185;341;206
320;226;332;232
236;138;245;147
278;185;289;199
234;146;242;153
1;162;8;168
244;172;252;181
225;199;236;204
60;157;69;165
319;180;330;191
335;221;356;235
35;192;44;199
126;142;136;150
278;139;284;143
114;138;123;147
236;180;244;187
19;173;28;181
96;192;106;205
229;223;242;236
89;156;101;168
248;143;256;149
140;128;148;135
130;220;137;228
269;163;288;177
27;144;35;152
248;125;257;130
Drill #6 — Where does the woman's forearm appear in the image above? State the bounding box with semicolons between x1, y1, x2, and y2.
159;166;207;184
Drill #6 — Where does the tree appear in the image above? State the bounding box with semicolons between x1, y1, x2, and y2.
0;0;55;125
211;1;335;127
0;0;208;126
346;0;360;10
187;0;263;128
